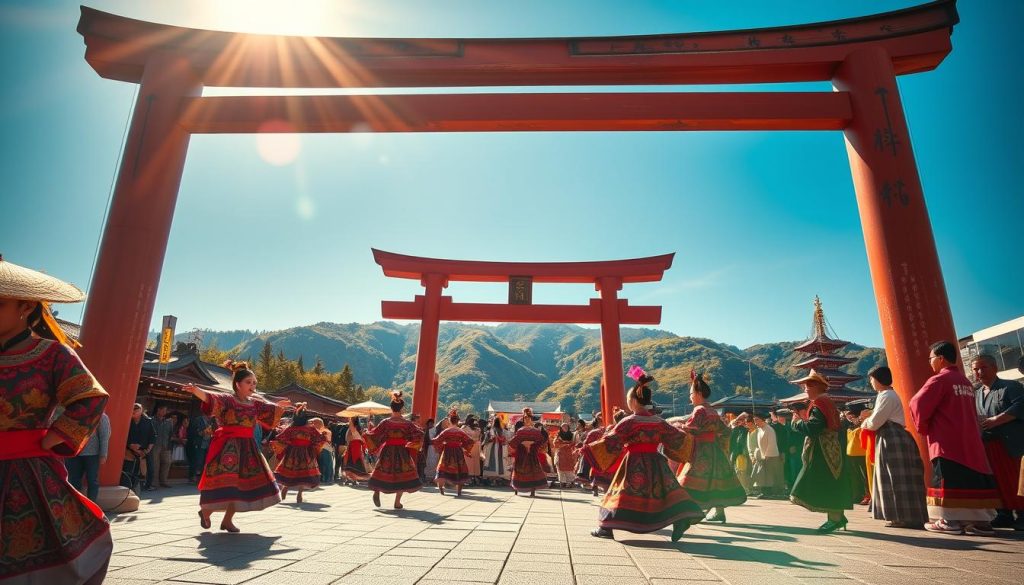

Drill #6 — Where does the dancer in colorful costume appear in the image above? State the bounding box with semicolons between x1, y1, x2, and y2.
0;256;112;585
676;371;747;522
362;391;424;509
434;410;475;496
342;417;371;483
788;369;853;533
508;408;550;496
271;403;326;503
585;367;705;542
186;361;289;532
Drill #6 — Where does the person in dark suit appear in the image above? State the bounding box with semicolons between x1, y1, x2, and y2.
972;353;1024;530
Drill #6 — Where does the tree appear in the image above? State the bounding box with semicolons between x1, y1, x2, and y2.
297;355;305;374
258;340;274;385
338;364;355;398
312;357;325;375
199;342;232;366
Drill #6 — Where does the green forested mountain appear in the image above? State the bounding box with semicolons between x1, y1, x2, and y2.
195;322;883;415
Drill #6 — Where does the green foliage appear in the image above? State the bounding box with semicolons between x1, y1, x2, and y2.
212;322;883;416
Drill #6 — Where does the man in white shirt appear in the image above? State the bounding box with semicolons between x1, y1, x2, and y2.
752;412;785;498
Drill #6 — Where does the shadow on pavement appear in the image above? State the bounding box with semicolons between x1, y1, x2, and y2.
194;533;282;567
378;508;448;523
621;539;836;569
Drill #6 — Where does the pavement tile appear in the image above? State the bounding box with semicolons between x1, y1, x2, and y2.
497;573;574;585
283;560;361;575
423;566;502;582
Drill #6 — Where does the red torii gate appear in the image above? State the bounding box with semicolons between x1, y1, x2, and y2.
74;1;960;489
373;249;673;422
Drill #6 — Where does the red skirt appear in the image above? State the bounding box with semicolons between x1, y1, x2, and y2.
984;440;1024;509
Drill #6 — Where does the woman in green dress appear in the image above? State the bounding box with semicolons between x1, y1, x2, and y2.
789;369;853;533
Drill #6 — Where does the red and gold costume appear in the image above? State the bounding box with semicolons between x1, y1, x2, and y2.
1;339;112;585
508;426;550;491
271;423;328;490
434;426;474;486
343;427;371;481
584;414;705;534
198;394;284;512
675;405;747;509
363;418;424;493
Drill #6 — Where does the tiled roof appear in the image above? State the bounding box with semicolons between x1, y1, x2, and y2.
487;401;561;413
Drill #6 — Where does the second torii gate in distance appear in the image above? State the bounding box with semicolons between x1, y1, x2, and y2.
372;249;674;424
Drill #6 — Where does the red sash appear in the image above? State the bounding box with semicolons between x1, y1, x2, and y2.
290;439;311;447
692;432;716;443
348;439;365;463
384;438;407;446
626;443;659;454
205;425;255;465
0;429;52;460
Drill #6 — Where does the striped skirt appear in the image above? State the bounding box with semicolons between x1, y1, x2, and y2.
870;422;927;524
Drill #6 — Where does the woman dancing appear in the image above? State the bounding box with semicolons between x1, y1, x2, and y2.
434;410;475;496
362;391;424;509
271;404;325;503
675;371;747;523
584;369;705;542
508;408;550;497
185;361;290;532
342;417;371;484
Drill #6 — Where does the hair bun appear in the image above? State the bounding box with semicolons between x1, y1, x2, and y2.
390;390;403;405
222;359;250;373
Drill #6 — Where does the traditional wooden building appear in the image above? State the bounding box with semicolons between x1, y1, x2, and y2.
265;382;348;424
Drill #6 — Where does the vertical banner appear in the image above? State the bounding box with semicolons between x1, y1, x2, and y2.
158;315;177;364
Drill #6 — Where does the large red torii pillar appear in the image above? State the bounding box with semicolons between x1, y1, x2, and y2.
373;249;674;424
75;1;960;489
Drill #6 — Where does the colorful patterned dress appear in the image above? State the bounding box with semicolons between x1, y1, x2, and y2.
589;426;623;491
789;397;854;513
1;338;112;585
363;417;425;493
676;406;748;509
343;426;371;481
271;424;327;490
435;426;474;486
584;414;705;534
198;394;284;512
508;426;550;491
553;434;578;484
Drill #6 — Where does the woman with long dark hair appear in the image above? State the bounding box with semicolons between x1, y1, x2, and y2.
184;361;291;532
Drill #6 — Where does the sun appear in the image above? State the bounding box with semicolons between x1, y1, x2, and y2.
198;0;349;36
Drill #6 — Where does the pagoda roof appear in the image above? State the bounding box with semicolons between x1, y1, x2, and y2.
790;367;862;385
794;335;852;354
709;394;778;414
487;401;561;414
794;354;857;369
266;382;351;409
779;387;875;405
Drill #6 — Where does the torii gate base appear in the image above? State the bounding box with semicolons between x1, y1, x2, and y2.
372;250;674;423
76;2;960;488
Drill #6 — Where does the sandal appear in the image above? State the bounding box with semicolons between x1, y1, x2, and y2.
198;511;211;530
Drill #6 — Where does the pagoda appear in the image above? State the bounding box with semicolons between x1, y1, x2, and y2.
790;296;863;392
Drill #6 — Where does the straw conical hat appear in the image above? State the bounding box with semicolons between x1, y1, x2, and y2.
791;368;830;388
0;254;85;303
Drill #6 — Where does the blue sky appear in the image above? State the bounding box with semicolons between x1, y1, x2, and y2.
1;1;1020;349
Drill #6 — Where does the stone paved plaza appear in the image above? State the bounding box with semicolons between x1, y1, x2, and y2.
105;483;1022;585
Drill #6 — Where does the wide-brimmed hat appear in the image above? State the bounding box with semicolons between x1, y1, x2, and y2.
791;369;830;388
0;254;85;303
